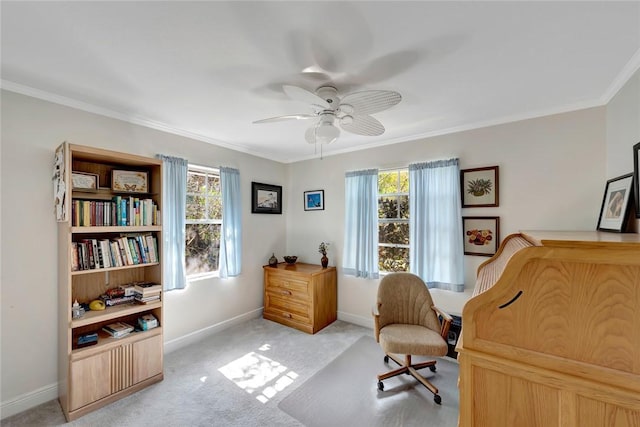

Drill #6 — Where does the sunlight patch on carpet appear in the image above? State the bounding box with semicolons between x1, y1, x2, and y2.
218;345;298;404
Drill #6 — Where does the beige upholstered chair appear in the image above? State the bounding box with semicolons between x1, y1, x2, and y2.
372;272;452;404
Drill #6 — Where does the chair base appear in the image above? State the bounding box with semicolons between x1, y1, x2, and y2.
377;353;442;404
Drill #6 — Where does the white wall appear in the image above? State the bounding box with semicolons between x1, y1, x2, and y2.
606;68;640;231
0;90;287;416
606;68;640;178
286;107;607;324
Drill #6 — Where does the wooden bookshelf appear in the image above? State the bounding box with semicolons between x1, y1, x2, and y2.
57;143;164;421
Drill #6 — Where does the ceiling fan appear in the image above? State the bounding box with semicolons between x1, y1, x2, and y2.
253;85;402;145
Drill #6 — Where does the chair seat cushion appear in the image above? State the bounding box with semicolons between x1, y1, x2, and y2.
379;324;448;357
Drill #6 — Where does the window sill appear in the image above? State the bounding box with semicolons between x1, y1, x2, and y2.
187;271;219;283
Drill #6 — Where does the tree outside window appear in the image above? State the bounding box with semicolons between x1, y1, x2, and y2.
378;169;409;272
186;166;222;276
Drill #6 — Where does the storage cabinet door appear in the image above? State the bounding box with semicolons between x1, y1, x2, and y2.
132;334;163;384
470;364;560;427
69;352;111;411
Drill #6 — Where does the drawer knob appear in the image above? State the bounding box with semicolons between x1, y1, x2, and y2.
281;290;292;295
282;312;292;318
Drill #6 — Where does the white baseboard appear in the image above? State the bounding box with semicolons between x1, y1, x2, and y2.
1;382;59;420
163;308;263;354
337;311;374;329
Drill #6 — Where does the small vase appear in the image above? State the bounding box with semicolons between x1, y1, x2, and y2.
321;255;328;268
268;253;278;267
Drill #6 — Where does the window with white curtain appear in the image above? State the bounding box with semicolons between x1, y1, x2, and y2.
185;165;222;277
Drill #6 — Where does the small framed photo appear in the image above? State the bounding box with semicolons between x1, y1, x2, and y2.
463;216;500;256
597;173;633;232
252;182;282;214
461;166;499;207
304;190;324;211
634;142;640;218
112;170;149;193
71;171;99;190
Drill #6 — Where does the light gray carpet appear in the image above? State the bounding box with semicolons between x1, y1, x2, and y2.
1;319;459;426
279;335;459;427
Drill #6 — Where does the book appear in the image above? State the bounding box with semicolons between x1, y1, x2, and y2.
102;322;134;338
133;282;162;295
100;294;135;307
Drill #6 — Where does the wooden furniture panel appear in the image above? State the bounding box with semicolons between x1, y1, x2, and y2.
57;143;164;421
69;352;111;411
458;231;640;427
263;263;337;334
133;334;163;384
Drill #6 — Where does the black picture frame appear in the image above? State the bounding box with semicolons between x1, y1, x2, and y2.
461;166;499;207
304;190;324;211
251;182;282;214
634;142;640;218
597;173;633;232
462;216;500;256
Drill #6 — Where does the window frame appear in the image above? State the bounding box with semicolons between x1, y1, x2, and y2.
185;164;222;279
378;168;410;273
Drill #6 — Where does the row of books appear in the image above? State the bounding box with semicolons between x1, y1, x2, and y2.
99;282;162;307
71;196;158;227
72;234;159;271
102;314;160;339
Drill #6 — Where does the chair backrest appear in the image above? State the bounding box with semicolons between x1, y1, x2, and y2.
376;272;441;332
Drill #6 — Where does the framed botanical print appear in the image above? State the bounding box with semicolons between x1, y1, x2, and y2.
461;166;499;207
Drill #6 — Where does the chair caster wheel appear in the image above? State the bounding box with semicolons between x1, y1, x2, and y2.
384;355;389;363
377;381;384;391
429;365;437;372
434;394;442;405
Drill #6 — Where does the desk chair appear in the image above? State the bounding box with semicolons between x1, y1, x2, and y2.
372;272;452;404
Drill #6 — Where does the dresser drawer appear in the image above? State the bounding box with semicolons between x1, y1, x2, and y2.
265;274;310;300
265;293;311;321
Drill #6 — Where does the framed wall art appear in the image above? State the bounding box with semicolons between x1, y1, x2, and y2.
461;166;499;207
304;190;324;211
252;182;282;214
597;172;633;232
463;216;500;256
112;170;148;193
634;142;640;218
71;171;99;190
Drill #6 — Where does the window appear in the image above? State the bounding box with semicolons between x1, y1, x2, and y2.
378;169;409;272
185;165;222;277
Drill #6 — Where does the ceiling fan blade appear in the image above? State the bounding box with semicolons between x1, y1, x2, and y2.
305;126;317;144
340;114;385;136
283;85;330;109
253;114;315;124
340;90;401;115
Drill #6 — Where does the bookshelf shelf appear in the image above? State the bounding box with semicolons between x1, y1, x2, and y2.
71;262;160;276
71;327;162;358
71;301;162;328
57;143;164;421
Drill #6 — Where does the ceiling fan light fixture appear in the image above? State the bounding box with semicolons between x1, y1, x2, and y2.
315;122;340;144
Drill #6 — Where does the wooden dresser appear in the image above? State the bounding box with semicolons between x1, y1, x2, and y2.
263;263;337;334
458;231;640;427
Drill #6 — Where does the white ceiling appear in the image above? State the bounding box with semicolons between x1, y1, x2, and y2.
2;1;640;163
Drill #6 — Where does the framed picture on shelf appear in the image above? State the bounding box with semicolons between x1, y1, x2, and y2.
71;171;99;190
251;182;282;214
634;142;640;218
597;173;633;232
112;170;148;193
304;190;324;211
463;216;500;256
461;166;499;207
